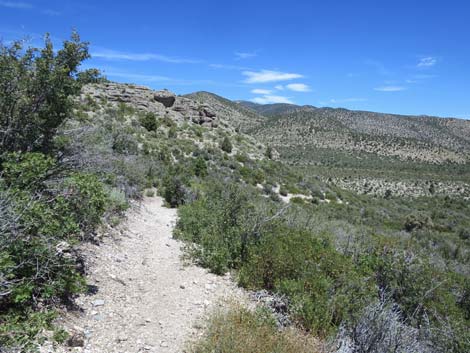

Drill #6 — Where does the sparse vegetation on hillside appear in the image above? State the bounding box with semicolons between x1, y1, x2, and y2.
1;32;469;353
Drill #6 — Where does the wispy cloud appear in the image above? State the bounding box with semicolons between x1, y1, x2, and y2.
104;70;219;86
92;48;201;64
274;85;284;90
0;2;62;16
235;51;257;60
374;86;406;92
243;70;303;83
251;88;272;94
251;95;294;104
0;1;32;9
209;63;250;71
285;83;311;92
417;56;437;68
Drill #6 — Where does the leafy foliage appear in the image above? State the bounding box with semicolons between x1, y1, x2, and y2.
0;32;89;154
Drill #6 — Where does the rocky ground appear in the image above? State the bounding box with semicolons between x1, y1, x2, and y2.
40;195;247;353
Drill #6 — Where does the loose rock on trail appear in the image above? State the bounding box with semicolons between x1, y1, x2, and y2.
41;195;245;353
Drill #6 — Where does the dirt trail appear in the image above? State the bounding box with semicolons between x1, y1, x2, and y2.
42;195;245;353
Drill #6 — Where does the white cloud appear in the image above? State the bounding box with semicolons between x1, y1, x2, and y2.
235;51;257;60
374;86;406;92
251;95;294;104
285;83;311;92
0;1;32;9
251;89;272;94
92;48;201;64
417;56;437;68
242;70;303;83
274;85;284;90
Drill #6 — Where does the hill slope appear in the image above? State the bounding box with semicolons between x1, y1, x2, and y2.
236;102;470;165
184;92;267;133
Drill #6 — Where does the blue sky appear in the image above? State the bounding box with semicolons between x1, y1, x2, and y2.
1;0;469;118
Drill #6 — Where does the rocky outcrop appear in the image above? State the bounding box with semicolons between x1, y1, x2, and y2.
154;90;176;108
81;82;218;128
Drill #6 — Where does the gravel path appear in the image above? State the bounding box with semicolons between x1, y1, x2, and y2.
41;195;245;353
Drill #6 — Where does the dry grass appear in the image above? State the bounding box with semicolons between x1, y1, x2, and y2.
188;304;323;353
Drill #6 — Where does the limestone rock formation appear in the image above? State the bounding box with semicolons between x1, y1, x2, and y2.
154;89;176;108
81;82;218;128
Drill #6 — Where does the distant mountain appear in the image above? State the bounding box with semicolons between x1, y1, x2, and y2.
235;101;470;165
234;101;305;116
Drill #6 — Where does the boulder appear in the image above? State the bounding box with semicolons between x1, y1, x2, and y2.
202;106;216;118
154;90;176;107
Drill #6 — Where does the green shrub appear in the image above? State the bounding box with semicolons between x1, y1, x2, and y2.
0;153;107;348
193;157;208;177
404;212;434;232
62;173;108;235
168;126;177;138
1;152;56;189
145;189;155;197
220;136;233;153
162;175;186;208
239;228;374;335
140;112;159;131
189;305;319;353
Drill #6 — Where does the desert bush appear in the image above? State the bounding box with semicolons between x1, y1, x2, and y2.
193;157;208;177
145;189;155;197
176;181;255;273
140;112;159;132
168;126;178;138
0;152;109;348
220;136;233;153
240;228;374;335
189;304;320;353
404;212;434;232
162;174;187;208
336;300;428;353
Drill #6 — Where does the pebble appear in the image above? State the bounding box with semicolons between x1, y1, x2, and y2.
160;341;169;347
92;299;105;307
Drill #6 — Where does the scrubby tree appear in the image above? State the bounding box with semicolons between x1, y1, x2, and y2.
0;31;90;156
140;112;159;132
76;68;106;84
220;136;233;153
